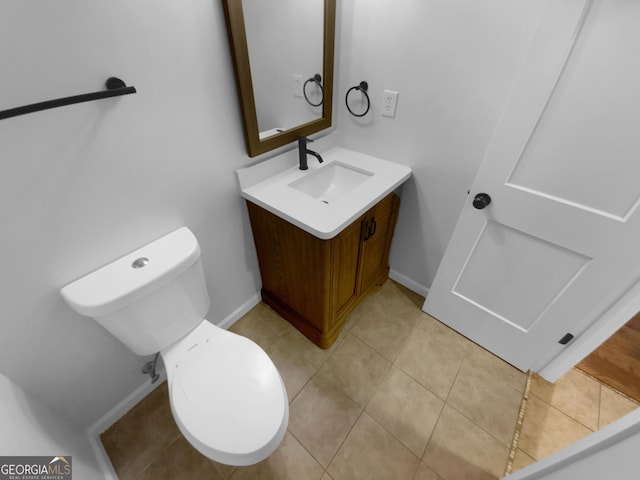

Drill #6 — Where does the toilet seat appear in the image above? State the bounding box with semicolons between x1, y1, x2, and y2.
161;320;289;466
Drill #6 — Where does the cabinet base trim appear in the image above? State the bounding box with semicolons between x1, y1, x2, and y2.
261;288;340;349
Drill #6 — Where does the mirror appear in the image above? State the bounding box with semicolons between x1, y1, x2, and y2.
223;0;335;157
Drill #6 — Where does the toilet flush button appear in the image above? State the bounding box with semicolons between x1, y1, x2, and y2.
131;257;150;269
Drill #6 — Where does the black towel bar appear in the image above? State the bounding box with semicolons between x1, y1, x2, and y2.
0;77;136;121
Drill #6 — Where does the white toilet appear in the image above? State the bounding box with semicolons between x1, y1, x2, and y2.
60;226;288;466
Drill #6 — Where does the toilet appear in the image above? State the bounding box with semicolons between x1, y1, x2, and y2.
60;226;288;466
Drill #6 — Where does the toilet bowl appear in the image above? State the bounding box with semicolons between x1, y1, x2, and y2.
162;319;288;465
60;226;288;465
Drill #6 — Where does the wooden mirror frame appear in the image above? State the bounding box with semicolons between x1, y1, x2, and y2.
222;0;336;157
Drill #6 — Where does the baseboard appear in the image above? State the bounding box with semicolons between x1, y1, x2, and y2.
87;373;167;480
86;426;120;480
86;291;263;479
215;291;262;330
388;269;429;298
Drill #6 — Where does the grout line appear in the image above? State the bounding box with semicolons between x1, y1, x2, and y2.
418;399;447;461
531;390;597;432
363;394;424;462
285;428;329;476
575;366;640;406
137;435;183;479
444;401;517;452
505;370;533;475
442;343;471;405
324;409;366;473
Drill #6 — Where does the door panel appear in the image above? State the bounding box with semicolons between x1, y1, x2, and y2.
508;0;640;221
453;220;591;332
424;0;640;371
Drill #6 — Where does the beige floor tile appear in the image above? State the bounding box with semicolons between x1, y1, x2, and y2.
263;333;318;402
230;432;324;480
511;449;536;473
423;405;510;480
101;382;182;480
341;293;374;332
101;287;526;480
413;462;443;480
319;333;391;408
518;394;592;460
464;342;527;393
378;280;425;310
328;412;420;480
530;369;600;430
351;294;420;361
366;366;444;456
141;436;223;480
228;304;283;349
257;302;296;335
447;358;523;446
599;386;639;428
371;281;426;323
273;326;336;369
209;460;237;480
289;373;362;467
395;315;471;399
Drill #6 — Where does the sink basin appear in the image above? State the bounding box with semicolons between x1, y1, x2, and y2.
289;162;373;203
236;147;412;239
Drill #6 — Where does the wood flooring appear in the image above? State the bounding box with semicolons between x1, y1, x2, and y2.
577;310;640;403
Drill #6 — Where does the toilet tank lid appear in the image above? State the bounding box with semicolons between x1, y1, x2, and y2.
60;227;201;317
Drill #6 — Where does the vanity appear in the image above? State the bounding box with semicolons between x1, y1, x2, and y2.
238;147;411;348
224;0;411;346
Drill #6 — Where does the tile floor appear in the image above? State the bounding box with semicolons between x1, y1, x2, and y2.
102;280;529;480
509;368;639;473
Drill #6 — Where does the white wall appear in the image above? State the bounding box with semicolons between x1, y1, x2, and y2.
336;0;546;291
0;372;102;478
0;0;263;428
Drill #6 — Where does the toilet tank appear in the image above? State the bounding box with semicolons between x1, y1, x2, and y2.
60;227;211;356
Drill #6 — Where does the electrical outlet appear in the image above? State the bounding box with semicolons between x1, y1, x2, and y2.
293;74;303;97
382;90;399;118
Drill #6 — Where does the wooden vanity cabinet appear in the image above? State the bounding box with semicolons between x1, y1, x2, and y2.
246;192;400;348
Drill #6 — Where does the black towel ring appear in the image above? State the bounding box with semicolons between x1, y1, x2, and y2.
303;74;324;107
345;81;370;117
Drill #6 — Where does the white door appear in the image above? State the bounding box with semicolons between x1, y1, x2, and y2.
424;0;640;372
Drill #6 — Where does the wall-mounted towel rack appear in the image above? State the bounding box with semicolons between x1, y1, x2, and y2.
303;73;324;107
0;77;136;121
345;81;370;117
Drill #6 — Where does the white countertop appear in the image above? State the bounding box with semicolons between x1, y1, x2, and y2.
237;147;412;239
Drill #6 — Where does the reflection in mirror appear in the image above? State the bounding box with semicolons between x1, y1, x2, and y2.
222;0;335;157
243;0;324;140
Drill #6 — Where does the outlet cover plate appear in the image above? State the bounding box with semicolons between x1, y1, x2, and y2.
293;74;304;97
382;90;399;118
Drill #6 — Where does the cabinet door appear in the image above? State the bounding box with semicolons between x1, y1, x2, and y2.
246;201;331;329
359;193;400;293
331;217;364;323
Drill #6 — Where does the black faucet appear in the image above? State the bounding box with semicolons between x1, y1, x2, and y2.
298;136;324;170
